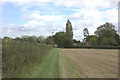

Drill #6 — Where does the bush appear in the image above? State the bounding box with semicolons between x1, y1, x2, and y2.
2;39;53;78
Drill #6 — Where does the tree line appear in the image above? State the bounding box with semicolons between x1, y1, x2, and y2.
52;20;120;48
83;22;120;46
2;19;120;48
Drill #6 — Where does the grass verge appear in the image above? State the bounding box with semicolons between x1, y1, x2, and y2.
29;48;59;78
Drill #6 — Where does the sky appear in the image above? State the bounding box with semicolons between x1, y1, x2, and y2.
1;0;119;41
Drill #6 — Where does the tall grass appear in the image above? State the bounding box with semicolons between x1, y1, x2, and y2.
2;39;53;78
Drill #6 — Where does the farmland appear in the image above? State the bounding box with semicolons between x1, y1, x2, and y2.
27;48;118;78
59;49;118;78
2;40;118;78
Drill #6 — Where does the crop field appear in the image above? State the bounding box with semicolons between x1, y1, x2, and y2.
2;45;118;78
59;49;118;78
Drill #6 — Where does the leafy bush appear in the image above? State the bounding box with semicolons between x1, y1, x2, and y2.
2;39;53;78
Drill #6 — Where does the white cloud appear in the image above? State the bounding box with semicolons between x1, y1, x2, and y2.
3;0;119;8
69;7;118;40
2;0;119;40
24;13;65;23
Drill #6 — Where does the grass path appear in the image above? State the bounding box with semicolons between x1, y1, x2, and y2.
29;48;59;78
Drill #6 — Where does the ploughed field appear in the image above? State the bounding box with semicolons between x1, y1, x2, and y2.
59;49;118;78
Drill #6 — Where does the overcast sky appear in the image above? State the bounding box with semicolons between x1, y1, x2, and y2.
1;0;119;41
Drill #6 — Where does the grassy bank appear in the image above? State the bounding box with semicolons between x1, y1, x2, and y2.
29;48;59;78
2;40;53;78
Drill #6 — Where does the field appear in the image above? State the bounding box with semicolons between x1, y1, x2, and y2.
28;48;118;78
59;49;118;78
2;42;118;78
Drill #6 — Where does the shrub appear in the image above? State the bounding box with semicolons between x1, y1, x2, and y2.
2;39;53;78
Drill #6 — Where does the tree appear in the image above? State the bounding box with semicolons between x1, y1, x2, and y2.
94;22;116;36
53;32;65;48
73;39;78;43
45;36;54;45
37;36;45;43
83;28;89;43
86;35;97;46
114;33;120;45
15;37;21;41
28;36;37;43
94;22;118;45
64;19;73;47
77;40;81;45
21;35;29;41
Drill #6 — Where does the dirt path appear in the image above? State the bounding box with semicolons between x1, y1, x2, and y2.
59;49;118;78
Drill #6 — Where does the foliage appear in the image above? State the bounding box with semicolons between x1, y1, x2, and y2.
73;39;81;45
64;19;73;47
37;36;45;43
53;32;65;48
28;36;37;43
2;39;53;78
86;35;97;46
94;22;119;45
83;28;89;42
45;36;54;45
15;35;46;44
94;22;116;36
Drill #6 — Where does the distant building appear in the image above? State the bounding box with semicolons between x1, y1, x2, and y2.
73;43;77;46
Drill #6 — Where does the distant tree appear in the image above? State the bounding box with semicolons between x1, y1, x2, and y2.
86;35;97;46
94;22;118;45
28;36;37;43
45;36;54;45
3;36;10;40
115;33;120;45
37;36;45;43
83;28;89;43
21;35;29;41
77;40;81;45
15;37;21;41
94;22;116;36
100;37;117;45
73;39;77;43
64;19;73;47
53;32;65;47
3;36;10;43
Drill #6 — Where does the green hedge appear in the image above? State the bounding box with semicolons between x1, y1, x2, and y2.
64;45;120;49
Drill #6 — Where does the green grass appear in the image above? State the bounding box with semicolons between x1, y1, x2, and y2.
29;48;59;78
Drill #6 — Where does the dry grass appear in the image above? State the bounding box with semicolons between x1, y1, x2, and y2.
60;49;118;78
